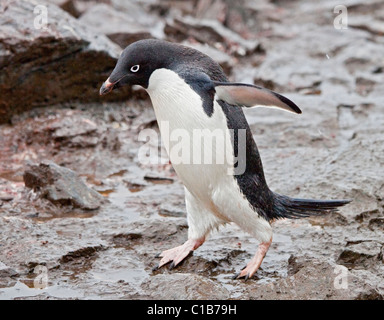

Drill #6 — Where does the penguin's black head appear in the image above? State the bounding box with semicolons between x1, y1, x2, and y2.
100;39;226;95
100;40;164;95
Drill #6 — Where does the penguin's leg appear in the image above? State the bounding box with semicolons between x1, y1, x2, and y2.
155;188;225;270
224;205;273;280
234;238;272;280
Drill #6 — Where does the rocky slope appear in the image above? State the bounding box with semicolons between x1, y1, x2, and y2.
0;0;383;300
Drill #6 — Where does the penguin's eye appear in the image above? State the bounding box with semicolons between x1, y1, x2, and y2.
130;65;140;73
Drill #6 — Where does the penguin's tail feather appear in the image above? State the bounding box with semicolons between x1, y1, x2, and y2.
272;193;351;220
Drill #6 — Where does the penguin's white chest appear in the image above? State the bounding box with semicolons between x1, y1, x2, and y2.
146;68;235;200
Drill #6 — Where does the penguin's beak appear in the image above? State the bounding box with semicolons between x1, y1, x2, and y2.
99;78;116;96
100;72;131;95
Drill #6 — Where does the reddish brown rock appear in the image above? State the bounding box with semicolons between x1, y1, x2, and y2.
0;0;131;124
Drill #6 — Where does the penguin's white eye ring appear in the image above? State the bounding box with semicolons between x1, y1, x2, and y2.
130;65;140;73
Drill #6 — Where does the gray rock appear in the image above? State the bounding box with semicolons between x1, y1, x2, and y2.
349;16;384;36
0;262;19;278
165;16;262;56
50;116;101;148
369;218;384;231
142;273;230;300
195;0;275;38
158;202;186;217
248;258;382;300
337;241;383;269
60;245;106;263
23;161;105;210
0;262;19;289
48;0;114;18
144;173;174;184
0;0;131;124
79;4;164;49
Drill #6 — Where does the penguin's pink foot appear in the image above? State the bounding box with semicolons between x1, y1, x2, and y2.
153;237;205;271
234;239;272;281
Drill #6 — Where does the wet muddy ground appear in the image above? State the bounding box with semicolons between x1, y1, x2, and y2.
1;0;384;299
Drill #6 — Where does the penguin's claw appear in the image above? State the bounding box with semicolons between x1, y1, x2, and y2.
154;238;205;271
232;272;240;280
236;265;257;280
233;270;253;281
169;261;175;270
157;247;190;270
234;240;272;281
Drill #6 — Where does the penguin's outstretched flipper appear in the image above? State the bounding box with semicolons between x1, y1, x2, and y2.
213;82;302;114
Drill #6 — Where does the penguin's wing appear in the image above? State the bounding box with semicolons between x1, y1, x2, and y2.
213;82;302;114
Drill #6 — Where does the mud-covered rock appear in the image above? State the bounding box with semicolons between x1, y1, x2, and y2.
49;116;101;148
23;161;105;210
0;262;19;278
142;273;230;300
144;173;174;184
60;245;106;263
112;233;142;249
0;262;19;289
249;258;383;300
0;0;131;124
158;202;186;218
369;218;384;231
337;241;383;269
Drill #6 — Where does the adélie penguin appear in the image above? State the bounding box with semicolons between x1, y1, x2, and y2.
100;39;351;280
